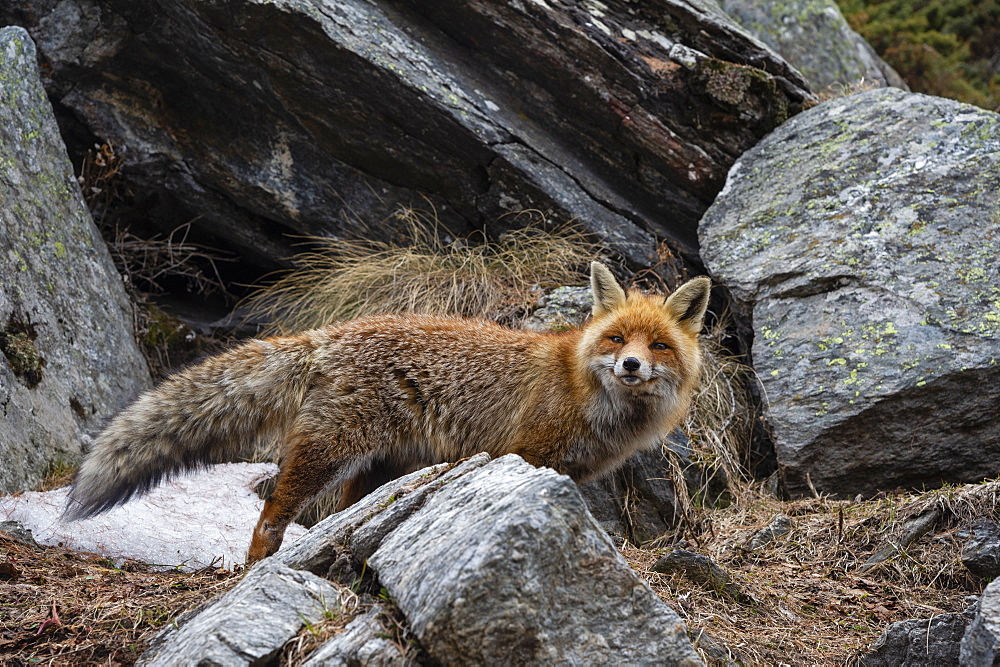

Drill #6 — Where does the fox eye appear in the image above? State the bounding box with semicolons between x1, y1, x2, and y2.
651;342;669;351
609;335;625;344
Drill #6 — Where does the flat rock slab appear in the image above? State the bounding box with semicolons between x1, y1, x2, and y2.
700;87;1000;497
139;559;343;665
0;26;150;494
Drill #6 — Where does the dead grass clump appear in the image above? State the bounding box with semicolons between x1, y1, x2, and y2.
625;480;994;665
813;78;883;103
277;583;361;665
0;533;239;664
682;314;758;504
242;207;598;334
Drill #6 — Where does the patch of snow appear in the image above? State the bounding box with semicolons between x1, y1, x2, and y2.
0;463;308;571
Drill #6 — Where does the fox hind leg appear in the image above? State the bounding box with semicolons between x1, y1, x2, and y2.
335;457;416;512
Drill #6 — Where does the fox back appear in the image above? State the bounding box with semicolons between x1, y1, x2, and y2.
66;262;711;563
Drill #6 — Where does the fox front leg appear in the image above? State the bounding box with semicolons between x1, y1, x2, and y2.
247;432;360;565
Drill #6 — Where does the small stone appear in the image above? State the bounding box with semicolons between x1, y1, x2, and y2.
963;519;1000;580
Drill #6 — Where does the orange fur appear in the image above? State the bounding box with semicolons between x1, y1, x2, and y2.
66;263;711;564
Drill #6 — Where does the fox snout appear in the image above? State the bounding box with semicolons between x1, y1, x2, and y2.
622;357;641;372
614;353;653;386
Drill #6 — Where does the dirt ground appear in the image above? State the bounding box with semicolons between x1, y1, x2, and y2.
1;481;992;665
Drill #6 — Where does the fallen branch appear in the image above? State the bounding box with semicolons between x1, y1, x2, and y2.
652;549;748;602
858;508;941;574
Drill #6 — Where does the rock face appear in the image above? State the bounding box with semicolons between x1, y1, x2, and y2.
717;0;907;91
2;0;811;278
145;454;704;665
700;87;1000;497
962;578;1000;665
0;26;150;494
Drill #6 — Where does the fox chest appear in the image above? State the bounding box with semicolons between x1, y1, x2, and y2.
560;399;668;481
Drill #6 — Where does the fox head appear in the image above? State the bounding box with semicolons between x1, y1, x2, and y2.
580;261;711;402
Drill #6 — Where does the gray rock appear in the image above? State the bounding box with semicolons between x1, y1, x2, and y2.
579;432;694;543
148;453;703;665
140;559;344;665
717;0;908;91
747;513;792;551
2;0;811;277
301;605;407;667
0;519;39;548
577;475;630;537
615;445;686;543
864;603;977;666
651;549;745;601
691;630;742;665
700;87;1000;497
522;285;592;331
366;455;703;665
0;26;150;494
962;579;1000;666
965;520;1000;580
275;456;494;581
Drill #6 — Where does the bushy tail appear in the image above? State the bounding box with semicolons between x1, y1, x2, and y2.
64;334;316;519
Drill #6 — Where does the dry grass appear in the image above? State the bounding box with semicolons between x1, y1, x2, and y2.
682;314;759;503
241;207;599;334
3;481;990;665
626;480;995;665
0;533;238;664
813;78;883;103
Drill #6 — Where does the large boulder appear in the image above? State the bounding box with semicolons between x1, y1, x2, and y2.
699;88;1000;497
0;26;150;494
145;454;704;665
2;0;811;278
716;0;908;91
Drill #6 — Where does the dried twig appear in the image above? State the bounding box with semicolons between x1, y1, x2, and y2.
858;508;941;574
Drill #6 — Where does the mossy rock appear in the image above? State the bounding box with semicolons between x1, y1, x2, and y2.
700;87;1000;498
0;27;150;494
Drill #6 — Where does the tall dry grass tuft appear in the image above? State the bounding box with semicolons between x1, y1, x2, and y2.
243;208;598;334
682;313;759;505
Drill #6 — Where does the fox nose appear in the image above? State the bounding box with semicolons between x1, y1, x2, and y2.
622;357;641;372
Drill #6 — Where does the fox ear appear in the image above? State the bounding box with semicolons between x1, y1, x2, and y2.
664;276;711;333
590;261;627;317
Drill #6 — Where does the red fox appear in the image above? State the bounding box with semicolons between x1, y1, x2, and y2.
66;262;710;563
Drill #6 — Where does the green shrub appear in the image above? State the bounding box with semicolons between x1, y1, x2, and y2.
837;0;999;110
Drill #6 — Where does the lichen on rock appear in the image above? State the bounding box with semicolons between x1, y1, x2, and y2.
0;26;150;494
700;87;1000;497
